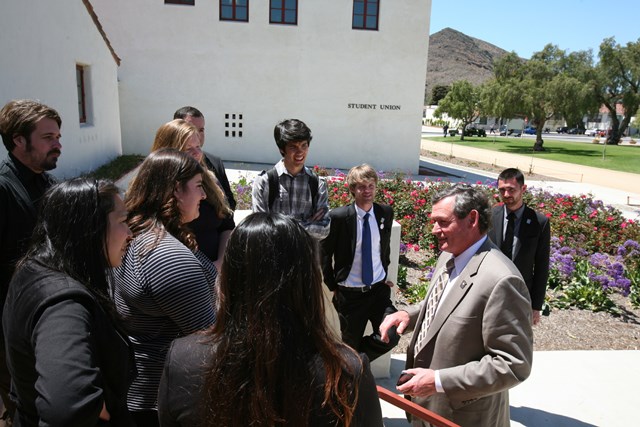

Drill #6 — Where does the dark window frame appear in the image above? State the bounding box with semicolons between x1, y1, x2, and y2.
76;65;87;124
220;0;249;22
269;0;298;25
352;0;380;31
165;0;195;5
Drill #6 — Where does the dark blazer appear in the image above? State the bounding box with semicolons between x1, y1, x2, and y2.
3;261;136;426
406;239;533;427
158;333;383;427
321;203;393;291
203;152;236;210
488;204;550;310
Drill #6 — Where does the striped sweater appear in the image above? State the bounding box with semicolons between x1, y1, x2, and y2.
113;228;217;412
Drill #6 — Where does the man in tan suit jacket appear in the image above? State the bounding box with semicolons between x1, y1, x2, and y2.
380;184;533;427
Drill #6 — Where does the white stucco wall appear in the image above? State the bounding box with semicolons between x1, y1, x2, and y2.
0;0;122;178
92;0;431;174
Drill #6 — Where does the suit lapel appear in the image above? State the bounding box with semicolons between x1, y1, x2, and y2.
514;205;535;259
347;204;357;257
493;206;505;246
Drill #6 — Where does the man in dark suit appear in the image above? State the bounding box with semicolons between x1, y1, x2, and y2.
380;184;533;427
174;106;236;210
322;164;399;361
487;168;550;325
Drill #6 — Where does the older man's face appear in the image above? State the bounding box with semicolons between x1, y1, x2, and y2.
430;195;477;256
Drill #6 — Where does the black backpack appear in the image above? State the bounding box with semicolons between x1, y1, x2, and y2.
266;167;319;212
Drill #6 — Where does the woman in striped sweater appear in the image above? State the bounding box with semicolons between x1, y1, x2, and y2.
113;149;217;427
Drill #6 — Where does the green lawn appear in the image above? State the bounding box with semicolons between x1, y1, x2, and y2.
424;136;640;174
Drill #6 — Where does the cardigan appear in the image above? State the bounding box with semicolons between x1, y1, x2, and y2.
3;260;136;426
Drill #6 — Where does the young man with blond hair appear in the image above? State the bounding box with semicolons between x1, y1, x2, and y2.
322;164;399;361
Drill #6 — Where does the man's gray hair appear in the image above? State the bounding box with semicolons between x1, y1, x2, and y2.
432;184;492;233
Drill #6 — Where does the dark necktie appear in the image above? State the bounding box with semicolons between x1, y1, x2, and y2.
501;212;516;260
362;213;373;286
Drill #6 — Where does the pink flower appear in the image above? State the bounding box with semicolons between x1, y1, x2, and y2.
539;203;545;208
571;215;579;220
589;211;598;218
606;216;614;222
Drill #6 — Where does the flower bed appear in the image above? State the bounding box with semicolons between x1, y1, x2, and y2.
233;170;640;312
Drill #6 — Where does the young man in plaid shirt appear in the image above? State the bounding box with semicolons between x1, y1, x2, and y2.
251;119;330;240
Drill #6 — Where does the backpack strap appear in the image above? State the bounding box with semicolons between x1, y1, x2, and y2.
267;167;320;212
308;172;319;213
267;168;279;210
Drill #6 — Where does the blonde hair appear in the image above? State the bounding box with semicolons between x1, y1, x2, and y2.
346;164;379;197
151;119;231;218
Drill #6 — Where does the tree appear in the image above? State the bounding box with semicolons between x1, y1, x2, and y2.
591;38;640;144
434;80;482;141
430;85;450;105
484;46;595;151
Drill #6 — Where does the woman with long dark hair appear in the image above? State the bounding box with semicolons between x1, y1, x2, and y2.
157;212;383;427
3;178;135;426
151;119;234;267
114;149;217;426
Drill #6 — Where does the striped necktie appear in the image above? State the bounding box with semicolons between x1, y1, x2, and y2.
414;258;455;355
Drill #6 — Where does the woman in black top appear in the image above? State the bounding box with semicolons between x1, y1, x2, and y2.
158;213;383;427
3;178;136;426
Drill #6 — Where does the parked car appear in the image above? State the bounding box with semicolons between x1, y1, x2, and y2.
499;125;508;136
586;129;607;137
463;127;487;137
556;126;569;133
567;128;584;135
523;126;537;135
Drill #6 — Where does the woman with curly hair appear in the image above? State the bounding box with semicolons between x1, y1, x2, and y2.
151;119;233;268
157;213;383;427
114;149;217;426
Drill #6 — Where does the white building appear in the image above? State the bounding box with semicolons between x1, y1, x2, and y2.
0;0;123;178
92;0;432;174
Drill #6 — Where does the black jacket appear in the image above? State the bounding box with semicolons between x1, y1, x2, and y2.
321;203;394;291
0;154;56;303
203;152;236;210
3;261;136;426
488;204;551;310
158;333;383;427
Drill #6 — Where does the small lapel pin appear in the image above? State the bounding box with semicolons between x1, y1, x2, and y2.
526;219;531;224
460;281;468;289
380;223;384;230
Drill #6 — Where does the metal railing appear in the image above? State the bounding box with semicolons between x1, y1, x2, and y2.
376;386;460;427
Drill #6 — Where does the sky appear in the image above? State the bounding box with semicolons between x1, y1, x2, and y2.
430;0;639;60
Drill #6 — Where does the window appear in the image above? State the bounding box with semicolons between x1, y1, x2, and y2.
76;65;88;124
220;0;248;22
224;113;244;138
353;0;379;30
270;0;297;25
165;0;195;4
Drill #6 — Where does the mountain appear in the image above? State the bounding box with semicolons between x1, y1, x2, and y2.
425;27;510;104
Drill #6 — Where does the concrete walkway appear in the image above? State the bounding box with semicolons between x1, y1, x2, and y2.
377;351;640;427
